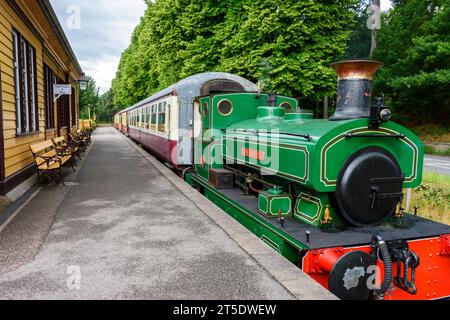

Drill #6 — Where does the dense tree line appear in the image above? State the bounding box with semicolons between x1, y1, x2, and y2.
373;0;449;125
79;77;117;123
111;0;359;109
85;0;448;127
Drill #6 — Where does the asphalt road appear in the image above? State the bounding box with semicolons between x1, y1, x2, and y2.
424;155;450;176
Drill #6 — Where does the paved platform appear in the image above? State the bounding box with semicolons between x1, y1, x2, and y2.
0;127;334;300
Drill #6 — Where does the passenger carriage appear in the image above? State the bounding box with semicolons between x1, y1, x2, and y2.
123;73;258;169
114;110;128;134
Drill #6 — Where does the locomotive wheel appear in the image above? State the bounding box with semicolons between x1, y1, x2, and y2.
335;147;403;227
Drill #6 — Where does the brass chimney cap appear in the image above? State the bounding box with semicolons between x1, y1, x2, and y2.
331;60;383;81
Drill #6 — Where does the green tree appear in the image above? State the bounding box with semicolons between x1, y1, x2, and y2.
373;0;450;124
219;0;358;100
344;0;372;59
112;0;359;110
178;0;230;77
79;76;99;119
96;89;115;123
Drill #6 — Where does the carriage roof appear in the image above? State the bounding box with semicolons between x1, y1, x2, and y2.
125;72;258;112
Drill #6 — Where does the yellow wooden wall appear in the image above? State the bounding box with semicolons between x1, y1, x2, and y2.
0;0;80;179
0;0;46;178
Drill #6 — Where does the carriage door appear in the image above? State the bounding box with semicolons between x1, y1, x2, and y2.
194;96;213;180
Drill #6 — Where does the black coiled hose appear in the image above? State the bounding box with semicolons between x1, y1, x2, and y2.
372;235;393;298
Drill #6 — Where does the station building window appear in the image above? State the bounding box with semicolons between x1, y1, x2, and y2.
71;87;76;126
58;83;70;128
12;29;38;134
43;64;56;129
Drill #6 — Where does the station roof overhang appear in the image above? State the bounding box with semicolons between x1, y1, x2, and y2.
38;0;83;76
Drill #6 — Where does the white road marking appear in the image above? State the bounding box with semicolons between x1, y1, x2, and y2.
423;157;450;173
425;164;450;170
425;159;450;164
424;157;450;163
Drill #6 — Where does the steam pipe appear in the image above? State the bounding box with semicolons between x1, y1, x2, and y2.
372;235;393;299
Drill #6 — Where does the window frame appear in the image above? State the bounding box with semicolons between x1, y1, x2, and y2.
71;86;76;127
12;29;39;135
43;64;56;130
57;77;70;129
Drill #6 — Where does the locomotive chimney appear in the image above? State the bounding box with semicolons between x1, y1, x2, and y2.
329;60;383;121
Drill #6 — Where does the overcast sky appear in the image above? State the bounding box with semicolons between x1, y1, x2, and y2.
50;0;147;94
51;0;392;95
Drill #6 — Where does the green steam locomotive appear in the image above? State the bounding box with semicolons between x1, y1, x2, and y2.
189;60;422;229
184;60;450;300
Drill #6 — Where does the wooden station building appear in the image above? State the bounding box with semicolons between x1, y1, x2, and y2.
0;0;82;195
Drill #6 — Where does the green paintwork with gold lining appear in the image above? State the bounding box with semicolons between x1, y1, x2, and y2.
258;187;292;217
190;92;424;230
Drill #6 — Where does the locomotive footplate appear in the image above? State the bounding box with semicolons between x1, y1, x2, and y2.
190;176;450;300
220;187;450;250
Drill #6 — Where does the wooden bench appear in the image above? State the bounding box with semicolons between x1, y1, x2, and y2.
53;136;81;161
30;140;75;185
77;129;92;145
68;133;87;152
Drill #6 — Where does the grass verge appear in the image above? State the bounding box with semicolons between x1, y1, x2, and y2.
408;124;450;143
424;145;450;156
410;172;450;225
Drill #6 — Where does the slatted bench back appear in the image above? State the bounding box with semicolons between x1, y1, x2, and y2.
53;136;66;146
30;140;57;166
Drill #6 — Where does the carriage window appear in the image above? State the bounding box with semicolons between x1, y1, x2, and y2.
146;106;151;129
158;103;165;133
143;107;147;129
151;105;157;131
138;109;142;128
143;107;146;128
